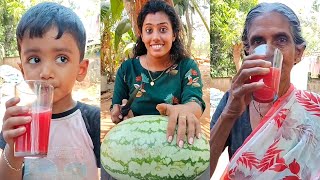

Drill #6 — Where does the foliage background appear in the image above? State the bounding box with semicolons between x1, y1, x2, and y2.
101;0;210;83
0;0;99;59
210;0;258;78
211;0;320;78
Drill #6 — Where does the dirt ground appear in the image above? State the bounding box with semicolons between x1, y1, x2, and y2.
100;61;212;142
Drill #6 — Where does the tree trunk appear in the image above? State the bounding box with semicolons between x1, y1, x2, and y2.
101;23;114;82
190;0;209;34
185;0;193;53
233;43;243;72
124;0;174;37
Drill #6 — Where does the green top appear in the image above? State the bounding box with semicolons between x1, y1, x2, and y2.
112;57;205;116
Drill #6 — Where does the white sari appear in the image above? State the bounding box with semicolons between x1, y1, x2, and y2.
222;85;320;180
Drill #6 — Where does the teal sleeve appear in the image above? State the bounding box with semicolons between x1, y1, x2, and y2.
111;63;130;109
180;60;206;112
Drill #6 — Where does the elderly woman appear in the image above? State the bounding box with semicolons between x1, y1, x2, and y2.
210;2;320;179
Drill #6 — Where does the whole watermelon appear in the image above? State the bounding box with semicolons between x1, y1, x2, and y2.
101;115;210;180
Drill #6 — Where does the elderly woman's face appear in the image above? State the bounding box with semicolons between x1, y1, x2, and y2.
247;12;304;85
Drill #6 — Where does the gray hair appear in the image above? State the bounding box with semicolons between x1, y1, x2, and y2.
242;3;306;52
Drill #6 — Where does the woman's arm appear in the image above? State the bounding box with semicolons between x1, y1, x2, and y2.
111;62;130;123
210;113;237;176
210;55;272;176
154;59;205;148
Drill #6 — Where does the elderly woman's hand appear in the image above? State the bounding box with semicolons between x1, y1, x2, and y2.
156;102;202;148
224;54;271;118
111;99;134;124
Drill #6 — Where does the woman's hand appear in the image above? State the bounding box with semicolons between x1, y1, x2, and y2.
209;55;271;174
2;97;31;150
223;54;271;119
156;102;202;148
111;99;134;124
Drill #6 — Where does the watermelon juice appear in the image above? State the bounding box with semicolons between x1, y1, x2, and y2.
251;67;281;103
14;108;52;157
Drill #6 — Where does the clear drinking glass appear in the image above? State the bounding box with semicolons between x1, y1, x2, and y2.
250;44;283;103
14;80;54;157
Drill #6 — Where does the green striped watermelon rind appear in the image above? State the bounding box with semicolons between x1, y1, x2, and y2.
101;115;210;180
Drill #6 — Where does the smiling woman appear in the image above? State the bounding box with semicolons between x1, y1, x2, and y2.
141;11;175;64
105;0;208;179
110;0;205;148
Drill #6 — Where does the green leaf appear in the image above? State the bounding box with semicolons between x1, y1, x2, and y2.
174;4;184;15
110;0;124;21
115;18;131;35
173;0;183;4
101;1;110;22
123;42;136;54
114;18;132;52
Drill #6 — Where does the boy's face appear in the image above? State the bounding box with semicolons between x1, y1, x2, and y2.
19;27;88;105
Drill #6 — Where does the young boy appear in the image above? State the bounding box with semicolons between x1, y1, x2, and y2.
0;2;100;179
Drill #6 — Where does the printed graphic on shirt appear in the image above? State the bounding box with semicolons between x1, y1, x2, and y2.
24;155;87;180
185;68;200;87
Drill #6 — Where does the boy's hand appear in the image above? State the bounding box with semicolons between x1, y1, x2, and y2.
2;97;31;149
156;103;201;148
111;99;134;124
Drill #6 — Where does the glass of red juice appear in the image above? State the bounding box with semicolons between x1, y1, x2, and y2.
14;80;53;157
250;44;283;103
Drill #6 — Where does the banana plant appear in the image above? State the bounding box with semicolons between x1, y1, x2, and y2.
101;0;135;81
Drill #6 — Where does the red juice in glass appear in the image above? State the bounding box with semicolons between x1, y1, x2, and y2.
14;80;53;157
14;108;52;157
251;67;281;103
251;45;283;103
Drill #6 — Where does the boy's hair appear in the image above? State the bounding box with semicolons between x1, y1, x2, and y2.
16;2;86;61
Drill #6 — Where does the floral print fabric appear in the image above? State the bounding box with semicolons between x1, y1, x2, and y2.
222;85;320;180
111;58;205;116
